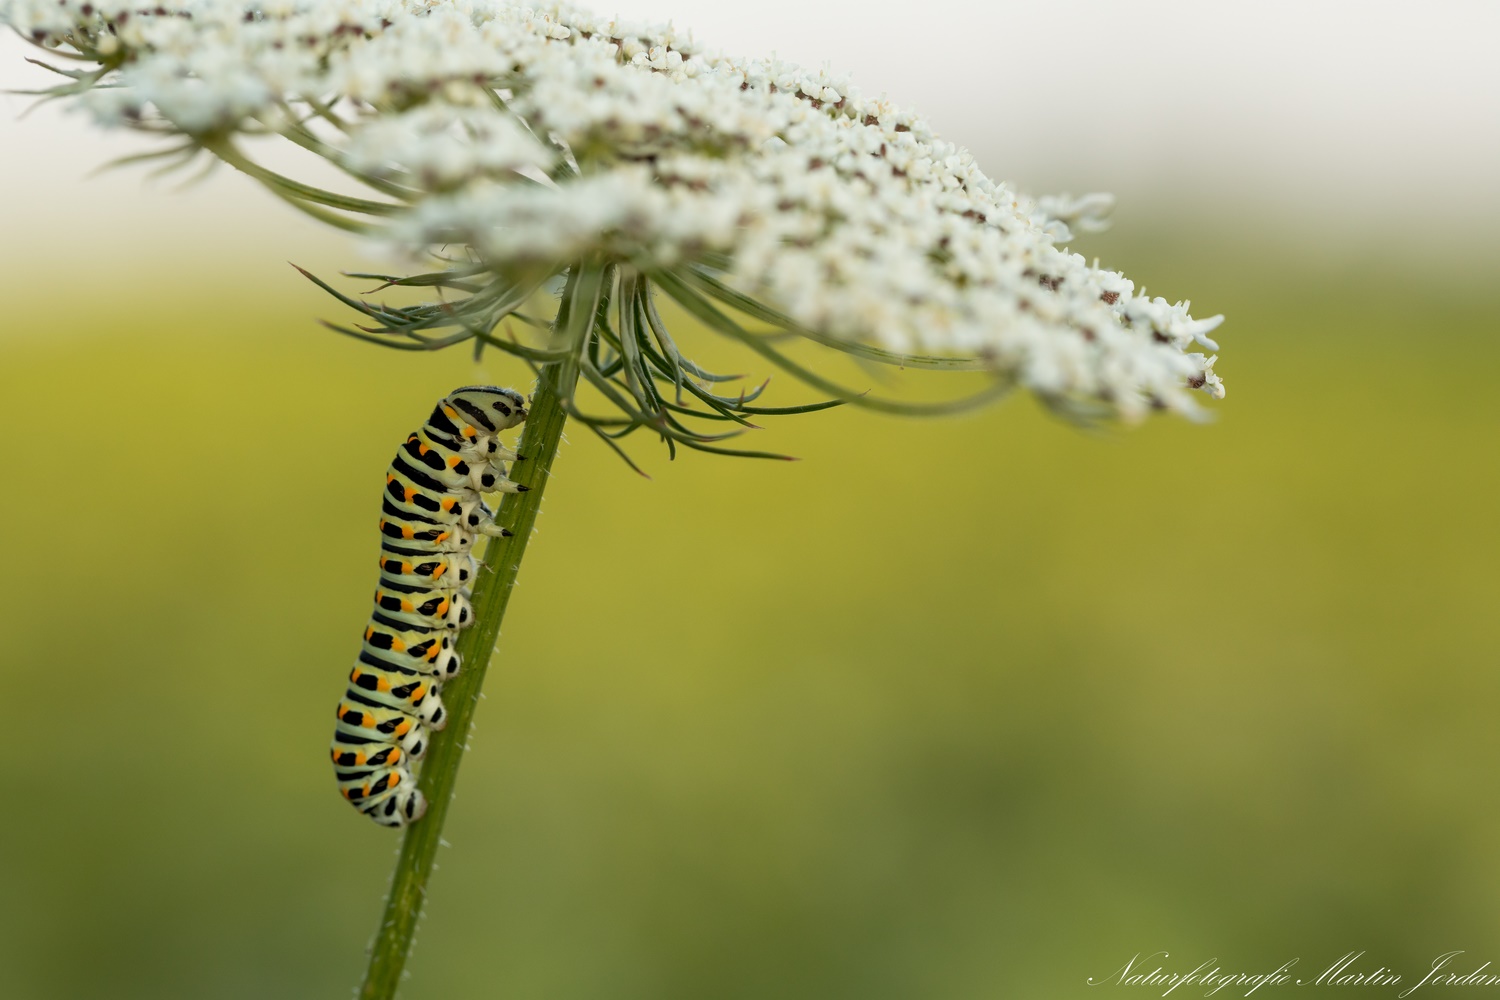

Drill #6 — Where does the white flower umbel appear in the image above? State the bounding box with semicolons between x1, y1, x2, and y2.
5;0;1226;419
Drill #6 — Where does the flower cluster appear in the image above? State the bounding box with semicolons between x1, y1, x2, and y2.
5;0;1225;422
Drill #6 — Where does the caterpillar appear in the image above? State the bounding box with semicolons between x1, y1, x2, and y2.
331;386;529;827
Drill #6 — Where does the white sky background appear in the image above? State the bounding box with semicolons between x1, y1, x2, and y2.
1;0;1497;266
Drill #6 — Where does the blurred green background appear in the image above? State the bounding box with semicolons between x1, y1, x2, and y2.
2;215;1498;999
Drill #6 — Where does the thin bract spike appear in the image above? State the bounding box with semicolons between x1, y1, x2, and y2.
651;270;1018;418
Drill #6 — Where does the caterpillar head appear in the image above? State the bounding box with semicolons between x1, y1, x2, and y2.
445;386;528;433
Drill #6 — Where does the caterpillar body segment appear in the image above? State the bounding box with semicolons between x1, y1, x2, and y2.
378;491;513;551
334;762;404;801
371;585;473;629
377;518;468;552
330;740;405;773
383;469;512;526
331;386;528;828
399;432;486;493
360;620;459;677
362;621;461;679
332;734;402;766
336;764;424;828
347;660;445;722
377;551;475;589
382;472;466;521
333;699;429;757
401;411;529;496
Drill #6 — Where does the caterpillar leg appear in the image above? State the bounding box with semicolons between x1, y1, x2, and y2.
368;781;427;828
456;498;514;540
420;689;448;730
469;463;529;494
460;441;521;468
485;440;522;462
455;498;501;535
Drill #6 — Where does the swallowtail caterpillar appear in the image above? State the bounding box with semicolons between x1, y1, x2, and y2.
330;386;529;827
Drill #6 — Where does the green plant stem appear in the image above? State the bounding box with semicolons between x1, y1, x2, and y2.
358;361;577;1000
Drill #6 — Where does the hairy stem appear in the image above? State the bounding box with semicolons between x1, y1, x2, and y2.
358;360;578;999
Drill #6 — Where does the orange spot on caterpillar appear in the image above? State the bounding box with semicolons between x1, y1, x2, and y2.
391;637;406;652
362;713;375;728
395;720;411;736
405;488;417;502
448;455;462;468
377;677;391;692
